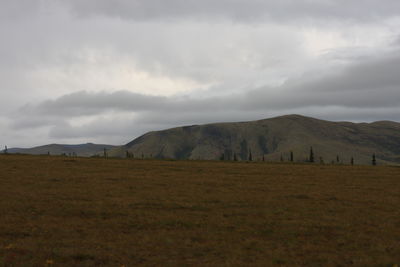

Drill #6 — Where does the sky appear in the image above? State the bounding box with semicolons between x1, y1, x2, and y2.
1;0;400;147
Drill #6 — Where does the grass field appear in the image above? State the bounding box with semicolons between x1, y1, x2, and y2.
0;155;399;266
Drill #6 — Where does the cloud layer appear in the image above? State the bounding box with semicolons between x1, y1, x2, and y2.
11;52;400;145
1;0;400;147
61;0;400;22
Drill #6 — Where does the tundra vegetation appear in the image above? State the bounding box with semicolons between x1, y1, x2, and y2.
0;154;399;266
114;115;400;165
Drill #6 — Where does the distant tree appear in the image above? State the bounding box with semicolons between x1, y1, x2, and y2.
290;151;294;162
126;151;134;159
309;147;315;163
351;157;354;166
233;153;237;161
248;149;252;161
372;153;377;166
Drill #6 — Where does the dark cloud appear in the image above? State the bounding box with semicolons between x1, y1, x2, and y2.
247;54;400;110
21;91;227;118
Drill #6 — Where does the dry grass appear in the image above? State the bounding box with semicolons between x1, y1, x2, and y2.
0;154;399;266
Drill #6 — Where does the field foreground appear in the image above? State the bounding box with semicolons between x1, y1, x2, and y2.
0;155;399;266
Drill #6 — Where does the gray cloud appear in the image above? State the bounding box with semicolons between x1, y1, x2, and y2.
1;0;400;147
4;0;400;23
12;53;400;144
247;54;400;109
19;91;228;118
393;35;400;46
20;53;400;115
61;0;400;23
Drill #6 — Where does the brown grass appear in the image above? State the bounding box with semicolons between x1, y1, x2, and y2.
0;154;399;266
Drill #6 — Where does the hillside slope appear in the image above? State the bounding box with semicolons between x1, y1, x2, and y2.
111;115;400;164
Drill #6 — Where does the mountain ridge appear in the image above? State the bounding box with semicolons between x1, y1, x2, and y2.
3;115;400;165
110;114;400;164
3;143;117;157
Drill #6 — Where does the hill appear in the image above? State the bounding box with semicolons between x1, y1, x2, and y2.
4;143;116;157
110;115;400;165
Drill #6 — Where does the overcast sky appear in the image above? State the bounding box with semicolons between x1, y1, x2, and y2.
1;0;400;147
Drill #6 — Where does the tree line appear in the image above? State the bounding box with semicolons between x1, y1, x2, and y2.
2;145;380;165
219;146;378;166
